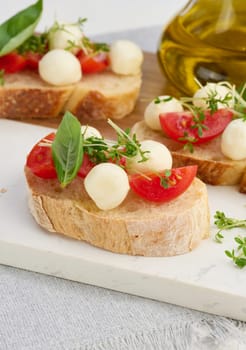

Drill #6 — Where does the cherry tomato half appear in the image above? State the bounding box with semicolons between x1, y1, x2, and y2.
24;52;43;69
159;109;233;145
0;52;27;73
26;133;57;179
76;50;109;74
129;166;197;202
77;153;95;178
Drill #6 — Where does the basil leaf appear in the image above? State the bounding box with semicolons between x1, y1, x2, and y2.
52;112;83;187
0;0;43;56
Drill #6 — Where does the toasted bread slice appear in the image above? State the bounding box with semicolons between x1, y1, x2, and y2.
0;70;141;120
132;121;246;193
24;166;210;257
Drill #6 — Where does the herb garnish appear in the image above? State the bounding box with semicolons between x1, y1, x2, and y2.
214;211;246;239
225;237;246;269
49;18;87;35
52;111;83;188
154;96;173;104
82;120;148;166
79;36;109;56
0;70;4;86
18;32;48;54
214;211;246;268
108;119;149;162
0;0;43;56
190;109;209;137
178;133;197;153
205;89;233;112
160;169;172;188
51;113;150;188
49;18;109;55
168;81;246;153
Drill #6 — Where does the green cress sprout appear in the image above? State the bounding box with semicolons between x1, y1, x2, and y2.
51;112;149;187
214;211;246;268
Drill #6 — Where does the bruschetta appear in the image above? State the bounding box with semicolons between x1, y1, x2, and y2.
24;112;210;256
0;1;143;120
132;82;246;193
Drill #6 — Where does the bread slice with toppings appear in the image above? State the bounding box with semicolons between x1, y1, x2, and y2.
0;70;142;120
132;120;246;193
24;166;210;257
0;2;144;121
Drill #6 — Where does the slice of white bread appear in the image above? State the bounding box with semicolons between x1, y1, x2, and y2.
132;121;246;193
0;70;141;120
24;166;210;257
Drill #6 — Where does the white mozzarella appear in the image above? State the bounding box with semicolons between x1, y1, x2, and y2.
84;163;130;210
127;140;172;173
193;83;234;109
81;125;102;139
39;49;82;86
48;23;83;54
221;119;246;160
109;40;143;75
144;96;183;130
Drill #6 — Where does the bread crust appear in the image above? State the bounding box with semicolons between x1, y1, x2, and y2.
0;70;141;120
132;121;246;192
25;166;210;257
65;72;142;120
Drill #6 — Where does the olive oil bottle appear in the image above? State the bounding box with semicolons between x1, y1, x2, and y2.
158;0;246;95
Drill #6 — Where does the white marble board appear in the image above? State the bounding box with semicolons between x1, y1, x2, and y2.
0;119;246;321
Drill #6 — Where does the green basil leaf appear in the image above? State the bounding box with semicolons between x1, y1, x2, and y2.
0;0;43;56
52;111;83;187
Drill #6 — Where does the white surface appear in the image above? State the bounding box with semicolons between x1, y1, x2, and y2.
0;0;187;36
0;119;246;321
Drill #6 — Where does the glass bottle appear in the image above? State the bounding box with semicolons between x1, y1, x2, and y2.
158;0;246;96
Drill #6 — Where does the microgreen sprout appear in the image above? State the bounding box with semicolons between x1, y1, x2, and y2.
190;109;209;137
169;81;246;153
154;96;173;104
49;18;87;35
77;119;149;168
178;132;197;153
208;90;233;112
107;119;149;163
66;35;109;56
225;237;246;268
214;211;246;234
0;69;4;86
214;211;246;268
159;169;172;188
17;32;49;54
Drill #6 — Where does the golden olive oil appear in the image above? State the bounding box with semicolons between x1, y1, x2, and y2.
158;0;246;95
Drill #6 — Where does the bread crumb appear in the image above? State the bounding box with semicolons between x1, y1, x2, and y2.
0;188;7;194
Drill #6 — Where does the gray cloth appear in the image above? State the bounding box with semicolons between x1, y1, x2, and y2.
1;265;246;350
1;27;246;350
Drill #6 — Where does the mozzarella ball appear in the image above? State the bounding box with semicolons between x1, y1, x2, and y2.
84;163;130;210
144;96;183;130
39;49;82;86
221;119;246;160
49;23;83;54
109;40;143;75
193;83;234;109
81;125;102;139
127;140;172;173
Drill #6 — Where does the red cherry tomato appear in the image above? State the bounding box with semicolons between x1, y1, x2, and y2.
129;166;197;202
0;52;27;73
76;50;109;74
26;133;57;179
77;153;96;178
24;52;43;69
159;109;233;145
